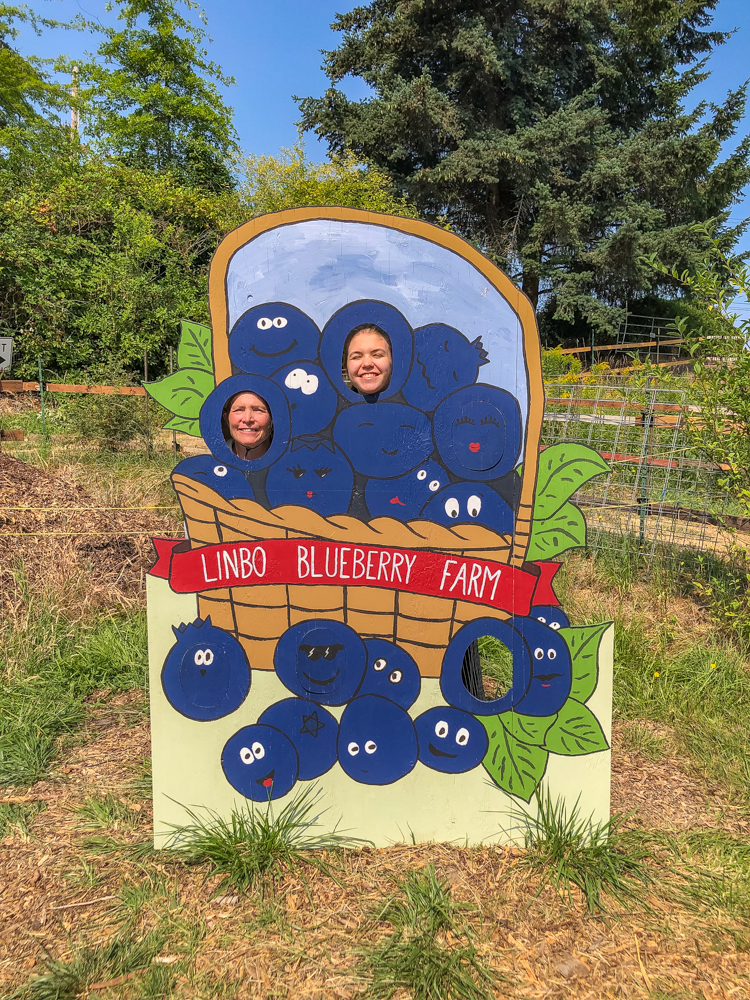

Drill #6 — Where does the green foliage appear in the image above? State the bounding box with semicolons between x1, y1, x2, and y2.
526;502;586;561
543;702;609;756
520;791;653;913
144;318;213;435
541;346;582;379
73;793;140;832
561;622;608;702
299;0;750;335
480;718;549;802
170;784;360;896
0;800;45;839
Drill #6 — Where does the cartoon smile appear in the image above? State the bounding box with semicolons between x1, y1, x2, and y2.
256;769;275;788
302;668;341;686
249;339;299;358
382;447;398;456
428;742;458;759
536;673;562;687
390;496;406;505
469;442;481;452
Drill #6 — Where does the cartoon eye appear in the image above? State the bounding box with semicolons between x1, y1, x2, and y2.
547;649;557;660
240;746;254;764
194;650;205;665
455;416;474;426
467;495;482;517
256;317;272;330
388;669;402;684
417;470;427;480
284;368;306;389
456;728;469;746
287;465;306;479
373;657;387;671
347;742;360;756
213;465;228;477
481;415;500;427
536;615;547;624
434;720;449;738
314;467;332;478
251;741;265;759
550;621;561;630
444;498;460;519
429;479;440;492
365;741;377;754
534;648;544;660
301;374;319;395
272;316;288;328
203;649;214;665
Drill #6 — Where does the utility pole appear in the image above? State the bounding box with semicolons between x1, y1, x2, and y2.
70;66;79;134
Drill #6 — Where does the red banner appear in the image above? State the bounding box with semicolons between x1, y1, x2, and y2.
150;537;560;618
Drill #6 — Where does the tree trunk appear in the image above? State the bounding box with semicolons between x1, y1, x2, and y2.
522;269;540;310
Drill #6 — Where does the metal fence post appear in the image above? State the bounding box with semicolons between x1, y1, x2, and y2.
37;355;48;442
169;346;178;461
144;349;151;458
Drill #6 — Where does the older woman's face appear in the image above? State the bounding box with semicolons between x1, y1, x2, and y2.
227;393;272;453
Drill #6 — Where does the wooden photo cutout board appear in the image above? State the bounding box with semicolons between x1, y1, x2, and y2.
147;208;614;846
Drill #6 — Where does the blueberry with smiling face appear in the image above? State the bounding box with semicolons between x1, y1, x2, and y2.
274;620;367;706
420;482;514;533
356;640;421;709
365;459;447;521
229;303;321;376
171;455;255;501
530;605;570;631
266;441;353;516
338;695;418;785
222;723;298;801
403;325;489;411
433;385;522;480
258;698;338;780
414;707;488;774
334;403;432;478
507;616;572;717
161;617;251;721
271;362;338;436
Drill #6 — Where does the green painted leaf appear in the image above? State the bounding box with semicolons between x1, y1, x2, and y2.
480;716;549;802
177;320;213;373
543;701;609;756
533;444;610;519
144;368;214;419
498;710;557;746
526;502;586;560
559;622;611;703
163;414;201;437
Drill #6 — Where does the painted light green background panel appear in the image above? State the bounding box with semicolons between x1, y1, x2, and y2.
147;576;614;848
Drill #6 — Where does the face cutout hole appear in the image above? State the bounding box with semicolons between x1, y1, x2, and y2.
460;636;513;701
342;323;394;396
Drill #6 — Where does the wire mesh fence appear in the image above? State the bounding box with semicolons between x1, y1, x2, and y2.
541;383;740;559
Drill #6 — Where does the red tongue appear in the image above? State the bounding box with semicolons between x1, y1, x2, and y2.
469;442;480;452
390;496;406;506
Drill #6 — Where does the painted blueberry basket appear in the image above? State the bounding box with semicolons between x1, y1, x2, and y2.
167;207;545;679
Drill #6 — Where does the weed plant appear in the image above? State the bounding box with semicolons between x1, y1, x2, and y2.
169;784;361;896
519;791;653;913
73;793;141;832
359;866;496;1000
0;801;45;839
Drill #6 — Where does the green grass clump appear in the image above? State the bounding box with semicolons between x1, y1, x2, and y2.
520;791;653;913
359;866;496;1000
0;801;45;839
73;793;141;832
169;784;361;896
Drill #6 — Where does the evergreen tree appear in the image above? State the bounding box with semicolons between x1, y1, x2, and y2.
298;0;750;341
74;0;238;190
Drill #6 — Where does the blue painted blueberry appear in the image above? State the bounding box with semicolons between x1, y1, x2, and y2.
530;605;570;631
506;616;572;717
229;303;321;376
274;620;367;706
161;617;251;721
271;362;338;436
403;325;489;411
258;698;339;780
338;695;418;785
415;707;488;774
433;385;522;480
420;482;514;533
356;640;421;709
365;460;447;520
266;441;354;516
334;403;432;478
222;724;298;801
171;455;255;501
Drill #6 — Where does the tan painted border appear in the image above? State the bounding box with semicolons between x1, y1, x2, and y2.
207;207;543;567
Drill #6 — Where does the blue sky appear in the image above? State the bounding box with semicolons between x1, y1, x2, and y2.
15;0;750;314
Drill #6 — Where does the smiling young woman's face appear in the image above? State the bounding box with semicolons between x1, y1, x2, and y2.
226;392;272;458
346;329;393;395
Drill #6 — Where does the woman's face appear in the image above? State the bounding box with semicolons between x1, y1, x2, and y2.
346;329;393;395
226;392;272;454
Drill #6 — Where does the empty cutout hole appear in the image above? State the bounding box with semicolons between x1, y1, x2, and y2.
461;636;513;700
